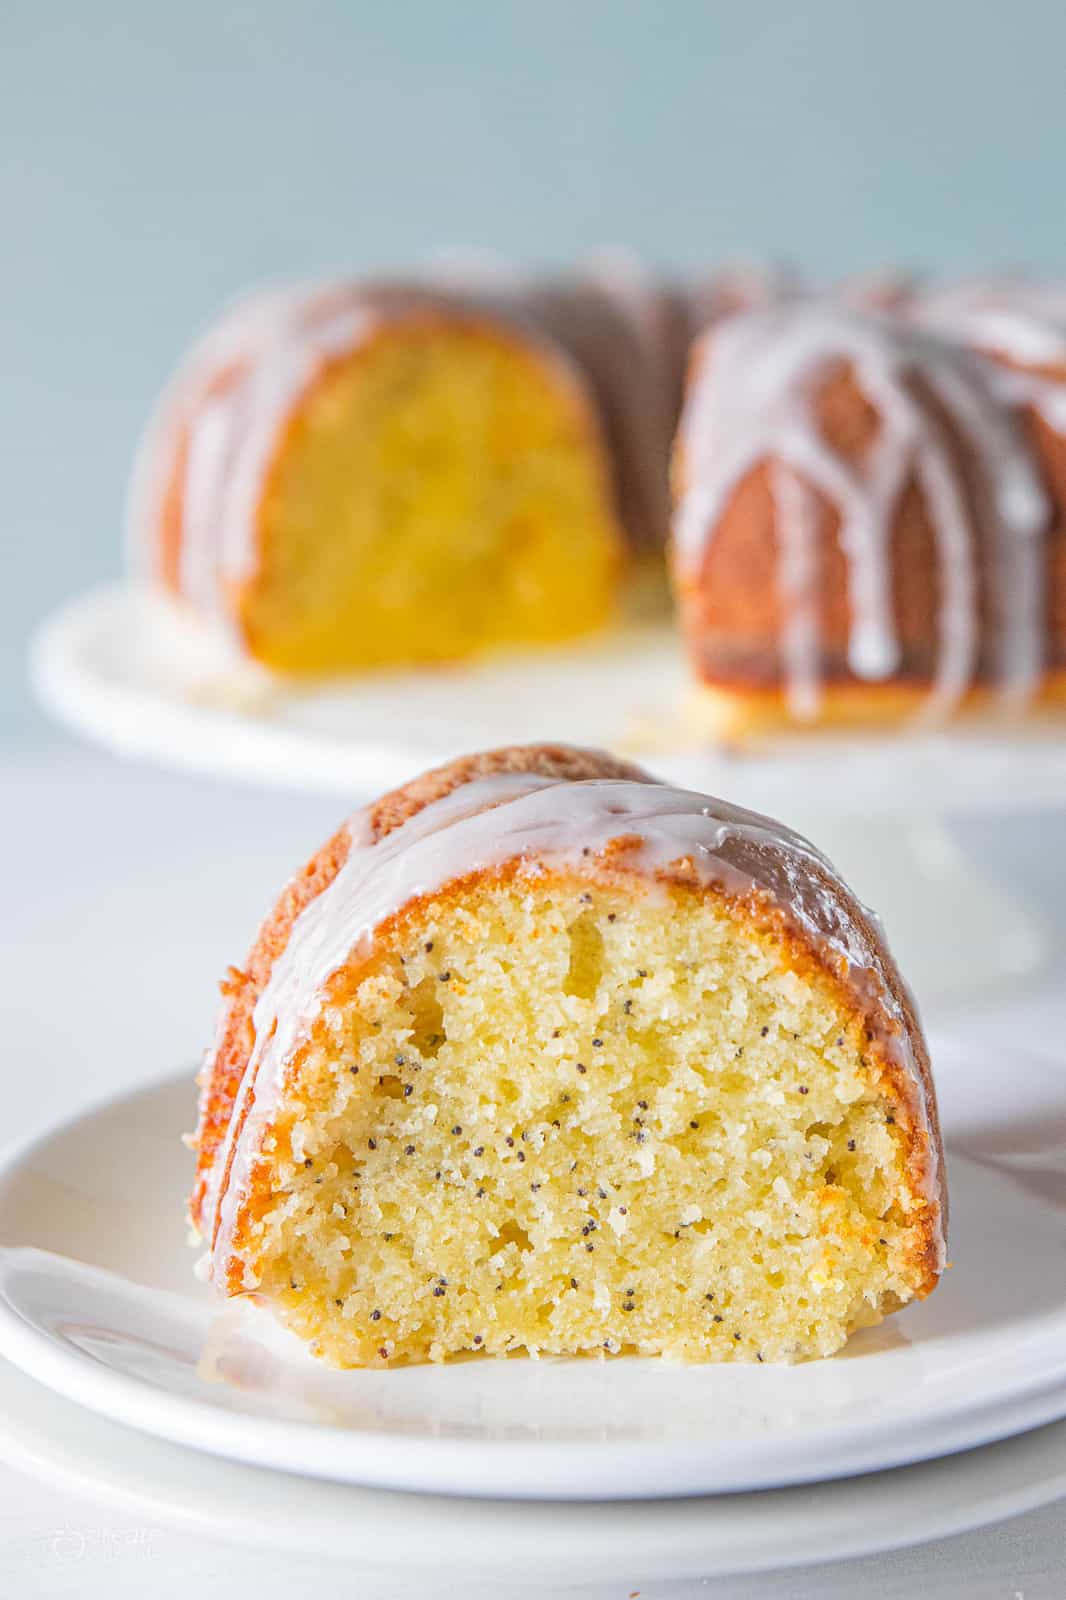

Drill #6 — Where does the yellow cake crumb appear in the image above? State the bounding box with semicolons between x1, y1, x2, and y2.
233;870;931;1367
242;321;621;672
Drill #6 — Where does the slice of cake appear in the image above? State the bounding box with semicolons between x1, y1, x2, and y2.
190;744;945;1366
129;284;626;674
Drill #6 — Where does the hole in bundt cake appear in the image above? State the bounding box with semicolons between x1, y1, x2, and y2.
495;1221;533;1254
405;975;446;1060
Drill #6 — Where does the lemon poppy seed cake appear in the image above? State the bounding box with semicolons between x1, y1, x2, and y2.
129;280;656;675
190;744;945;1367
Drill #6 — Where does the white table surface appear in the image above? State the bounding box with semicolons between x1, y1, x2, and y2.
3;737;1065;1599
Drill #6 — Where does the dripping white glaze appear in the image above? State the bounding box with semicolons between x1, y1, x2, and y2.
773;463;821;719
179;390;245;611
127;282;397;623
206;770;942;1282
124;285;300;586
675;304;1049;717
177;292;380;627
214;305;377;598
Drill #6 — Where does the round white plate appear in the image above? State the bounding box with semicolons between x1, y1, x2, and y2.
30;581;1066;816
3;1358;1066;1584
0;1042;1064;1501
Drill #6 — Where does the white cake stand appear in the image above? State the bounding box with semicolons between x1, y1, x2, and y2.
31;581;1066;1003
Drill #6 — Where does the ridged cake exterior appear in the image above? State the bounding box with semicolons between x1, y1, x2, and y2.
672;297;1066;735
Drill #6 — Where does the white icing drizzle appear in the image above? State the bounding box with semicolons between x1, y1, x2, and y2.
213;305;377;597
124;286;303;585
179;390;243;610
127;281;381;628
912;277;1066;704
773;464;821;719
207;771;942;1281
675;304;1049;717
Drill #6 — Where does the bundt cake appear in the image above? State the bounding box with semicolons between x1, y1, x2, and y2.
671;300;1066;736
128;276;692;675
132;262;1066;731
189;743;945;1368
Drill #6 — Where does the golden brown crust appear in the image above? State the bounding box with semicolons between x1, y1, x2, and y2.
367;742;651;838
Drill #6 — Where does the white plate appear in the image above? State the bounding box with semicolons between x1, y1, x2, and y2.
0;1042;1064;1501
3;1356;1066;1584
30;581;1066;816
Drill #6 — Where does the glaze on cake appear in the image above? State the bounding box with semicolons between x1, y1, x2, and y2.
912;275;1066;679
190;744;945;1367
672;300;1066;735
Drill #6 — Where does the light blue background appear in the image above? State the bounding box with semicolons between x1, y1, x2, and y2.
5;0;1066;736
